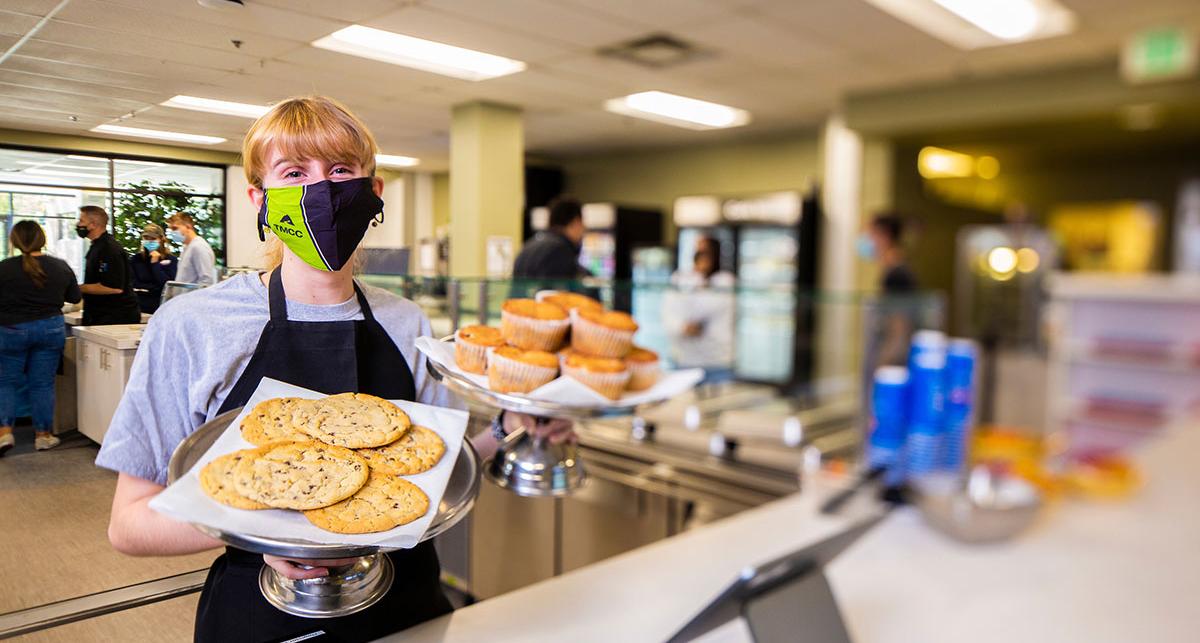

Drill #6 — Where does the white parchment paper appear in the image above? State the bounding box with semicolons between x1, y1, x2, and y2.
415;337;703;407
149;377;468;548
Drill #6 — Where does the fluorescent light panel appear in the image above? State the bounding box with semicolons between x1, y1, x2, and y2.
312;25;526;81
24;168;108;179
375;154;419;168
161;95;272;118
865;0;1075;50
90;124;226;145
604;91;751;130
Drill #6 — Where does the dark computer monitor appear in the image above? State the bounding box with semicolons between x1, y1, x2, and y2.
667;514;883;643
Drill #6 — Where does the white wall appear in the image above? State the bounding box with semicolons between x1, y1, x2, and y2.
225;165;264;269
360;172;406;249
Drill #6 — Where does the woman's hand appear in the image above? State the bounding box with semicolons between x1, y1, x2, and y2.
150;250;162;263
504;411;575;445
263;555;364;580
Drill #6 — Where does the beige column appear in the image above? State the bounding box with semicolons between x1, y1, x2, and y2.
449;101;524;278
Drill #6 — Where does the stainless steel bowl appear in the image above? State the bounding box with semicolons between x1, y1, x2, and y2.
912;467;1042;544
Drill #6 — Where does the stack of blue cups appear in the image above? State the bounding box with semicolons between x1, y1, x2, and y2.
940;338;978;473
868;365;910;488
905;330;948;479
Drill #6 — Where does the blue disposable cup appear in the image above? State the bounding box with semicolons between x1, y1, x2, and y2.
869;366;909;487
940;338;977;472
906;330;947;478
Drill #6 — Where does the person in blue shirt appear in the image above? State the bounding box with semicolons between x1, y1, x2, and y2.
129;223;177;314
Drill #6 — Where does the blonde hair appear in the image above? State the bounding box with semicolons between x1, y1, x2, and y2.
241;95;379;270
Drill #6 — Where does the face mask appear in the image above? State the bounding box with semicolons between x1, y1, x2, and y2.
75;224;90;238
143;240;160;252
258;177;384;271
166;229;185;243
856;234;877;260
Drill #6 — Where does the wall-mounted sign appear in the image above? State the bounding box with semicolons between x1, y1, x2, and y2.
1122;26;1197;84
530;206;550;231
721;191;802;225
673;195;722;227
582;202;616;229
486;235;514;278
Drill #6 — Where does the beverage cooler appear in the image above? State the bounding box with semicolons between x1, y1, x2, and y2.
673;190;820;389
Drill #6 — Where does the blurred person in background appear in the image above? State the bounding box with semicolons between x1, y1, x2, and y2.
513;196;588;281
0;221;82;454
167;212;216;286
130;223;177;314
663;237;736;383
77;205;141;326
860;212;919;372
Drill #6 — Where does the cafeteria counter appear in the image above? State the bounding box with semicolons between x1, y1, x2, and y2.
394;417;1200;643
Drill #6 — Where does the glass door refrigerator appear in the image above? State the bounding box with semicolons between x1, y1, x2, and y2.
672;190;821;389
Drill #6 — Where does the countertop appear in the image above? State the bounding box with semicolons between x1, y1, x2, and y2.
390;419;1200;643
71;324;146;350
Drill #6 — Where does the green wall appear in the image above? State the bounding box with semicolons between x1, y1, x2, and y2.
556;132;822;234
432;172;450;231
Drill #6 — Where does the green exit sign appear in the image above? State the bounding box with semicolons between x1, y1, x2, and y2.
1122;27;1197;83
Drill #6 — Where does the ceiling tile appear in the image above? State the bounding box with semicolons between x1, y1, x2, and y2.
364;5;574;63
423;0;641;50
557;0;747;31
674;14;843;71
1;1;70;15
246;0;401;24
0;9;43;34
32;20;263;70
52;1;307;58
9;37;235;83
85;0;348;41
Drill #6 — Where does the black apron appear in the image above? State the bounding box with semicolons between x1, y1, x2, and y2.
195;269;452;643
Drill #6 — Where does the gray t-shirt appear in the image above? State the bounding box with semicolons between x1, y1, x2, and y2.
176;236;216;285
95;272;458;485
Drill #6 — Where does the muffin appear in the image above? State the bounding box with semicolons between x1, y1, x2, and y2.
571;308;638;358
454;325;504;374
562;353;631;400
501;299;570;351
488;345;560;393
556;346;580;369
625;347;661;391
537;291;604;315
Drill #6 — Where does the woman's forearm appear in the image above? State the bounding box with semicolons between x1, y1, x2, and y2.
110;496;223;556
109;473;223;556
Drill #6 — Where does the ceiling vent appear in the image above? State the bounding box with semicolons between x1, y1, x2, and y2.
598;33;712;69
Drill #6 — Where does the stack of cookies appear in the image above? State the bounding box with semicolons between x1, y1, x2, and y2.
452;291;662;400
199;393;446;534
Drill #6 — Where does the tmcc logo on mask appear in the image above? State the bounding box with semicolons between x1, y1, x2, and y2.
272;213;304;238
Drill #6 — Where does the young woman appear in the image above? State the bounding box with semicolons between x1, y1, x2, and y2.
96;96;571;642
0;220;81;454
129;223;177;314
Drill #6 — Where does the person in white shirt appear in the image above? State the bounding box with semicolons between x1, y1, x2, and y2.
166;212;216;286
662;237;736;382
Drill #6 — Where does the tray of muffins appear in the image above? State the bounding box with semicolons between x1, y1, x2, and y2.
416;291;704;419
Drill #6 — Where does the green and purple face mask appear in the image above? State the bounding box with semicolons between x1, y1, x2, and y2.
258;177;384;271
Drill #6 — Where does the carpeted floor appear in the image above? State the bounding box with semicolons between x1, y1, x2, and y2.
0;431;216;640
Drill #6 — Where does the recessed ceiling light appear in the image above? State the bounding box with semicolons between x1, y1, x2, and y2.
24;168;108;179
603;91;751;130
161;95;272;118
312;25;526;81
16;161;104;171
865;0;1075;49
375;154;420;168
90;124;226;145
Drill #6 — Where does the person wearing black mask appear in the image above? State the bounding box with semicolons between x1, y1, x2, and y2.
513;197;588;281
76;205;141;326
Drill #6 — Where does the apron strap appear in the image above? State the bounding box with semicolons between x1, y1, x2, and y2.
352;281;377;324
267;268;289;322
